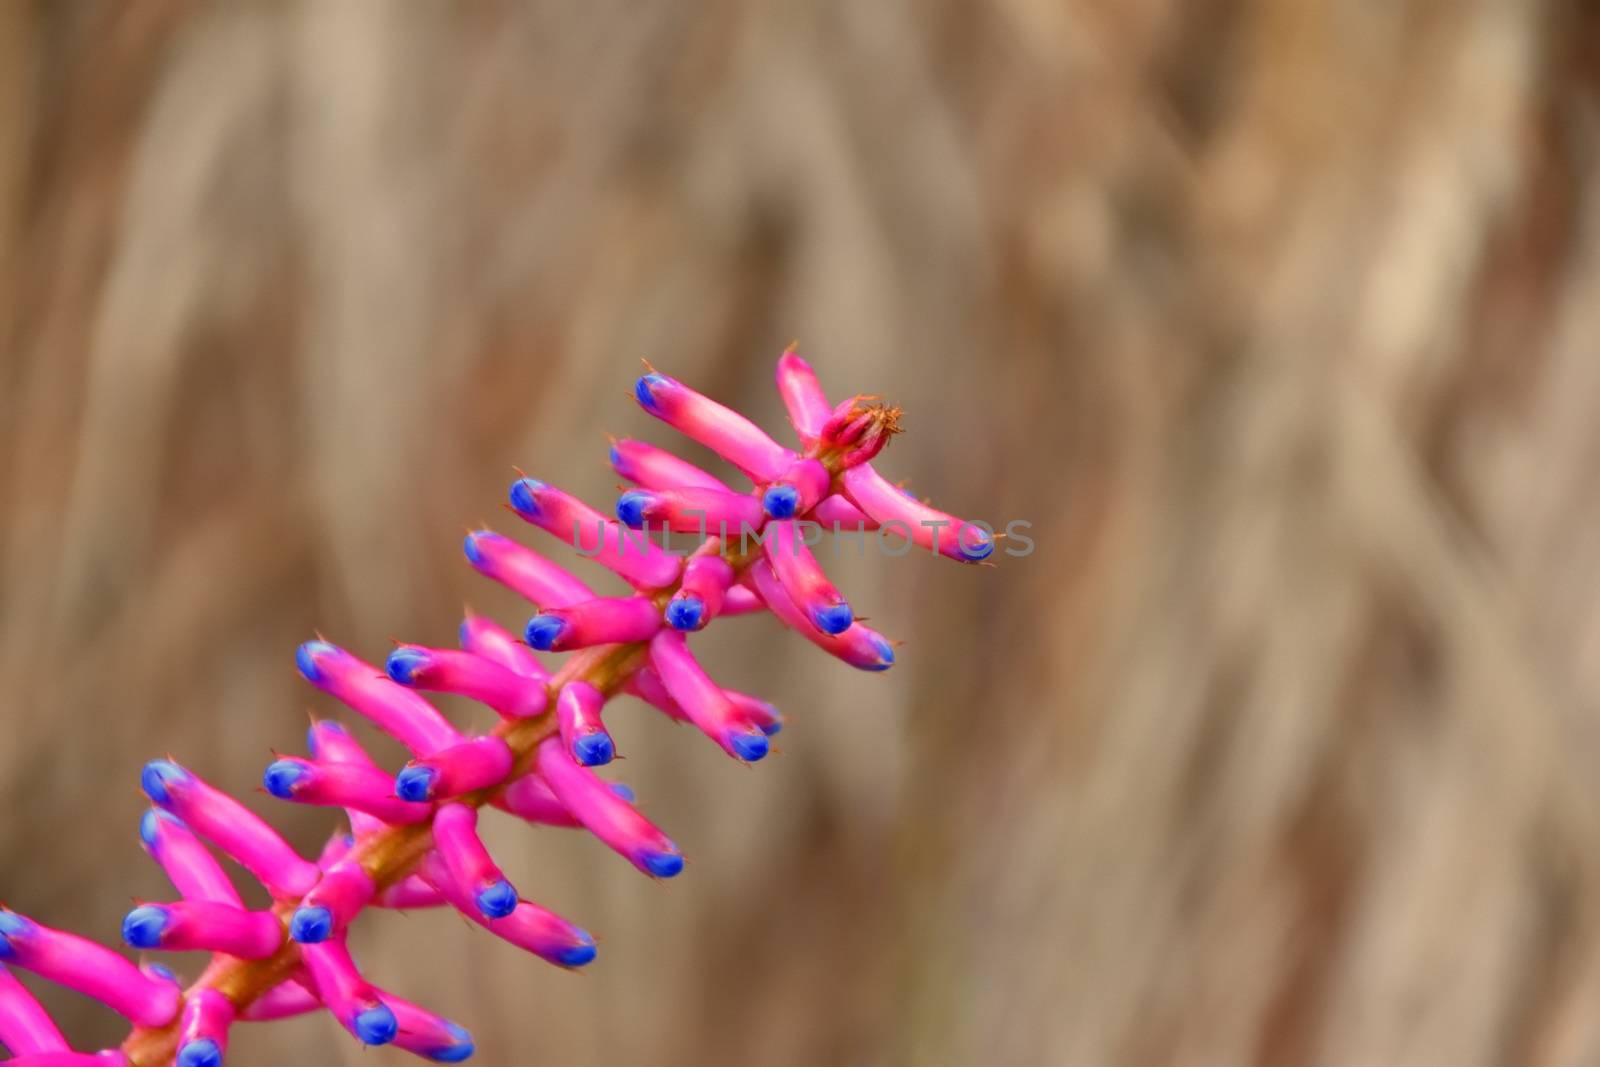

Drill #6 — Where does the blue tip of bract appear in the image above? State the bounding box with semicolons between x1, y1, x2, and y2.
354;1004;398;1046
463;529;492;566
385;647;429;686
642;850;684;879
869;635;896;671
262;759;306;800
615;490;651;529
290;905;333;944
573;732;615;767
476;879;519;920
122;905;168;949
427;1023;476;1063
609;782;637;803
812;602;854;635
139;808;178;846
664;596;704;631
608;441;623;467
296;640;336;683
509;478;543;517
146;962;178;983
762;484;800;519
0;912;29;957
306;719;345;757
395;765;438;803
634;373;669;413
141;760;187;805
959;529;995;561
524;614;566;651
759;715;784;737
176;1037;222;1067
729;731;770;763
557;932;598;967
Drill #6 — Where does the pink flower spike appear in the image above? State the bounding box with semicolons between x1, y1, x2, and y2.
385;994;476;1063
839;463;994;562
648;631;769;762
433;803;519;920
141;760;319;898
775;346;833;443
418;853;596;968
240;978;320;1022
496;773;582;828
0;964;69;1054
289;860;376;945
747;560;896;671
811;493;877;530
263;757;433;826
386;645;549;720
120;900;282;959
459;613;548;681
138;809;242;907
6;1054;126;1065
761;458;831;521
508;478;682;589
719;584;765;616
609;438;732;492
536;738;683;877
615;486;764;535
463;529;595;608
524;596;662;652
763;520;854;634
623;664;689;723
634;368;796;482
295;641;461;756
665;554;735;632
175;987;233;1067
557;680;614;766
375;876;446;910
305;719;381;770
300;940;397;1047
0;910;179;1027
395;736;514;803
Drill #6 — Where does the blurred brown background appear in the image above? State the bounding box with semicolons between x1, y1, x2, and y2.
5;1;1600;1065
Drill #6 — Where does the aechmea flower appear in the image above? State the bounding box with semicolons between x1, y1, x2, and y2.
463;529;594;608
615;486;764;534
747;560;896;671
839;462;994;561
295;641;461;756
140;760;319;898
386;645;549;719
395;736;513;802
666;553;735;631
634;367;796;482
120;901;281;959
174;989;232;1067
263;756;433;825
0;963;69;1054
458;613;547;680
648;630;770;761
508;477;681;589
384;995;475;1063
535;738;682;877
763;520;853;634
432;803;519;920
289;861;376;944
524;596;661;652
138;810;242;907
609;438;731;492
555;680;613;766
818;395;902;468
0;911;178;1026
299;940;396;1047
775;347;832;443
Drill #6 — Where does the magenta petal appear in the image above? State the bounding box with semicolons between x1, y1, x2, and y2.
240;978;320;1022
508;479;682;589
0;964;69;1054
556;681;613;766
397;736;514;802
266;756;433;826
384;994;475;1062
464;529;596;608
299;940;395;1046
609;438;732;492
526;596;662;651
418;853;594;968
746;560;896;671
762;520;853;635
375;876;447;910
432;803;518;920
775;348;833;442
139;809;242;907
296;641;461;756
0;910;179;1027
634;369;796;482
459;614;548;680
647;631;768;760
839;463;993;562
535;738;681;876
496;772;582;828
389;645;549;719
176;988;234;1064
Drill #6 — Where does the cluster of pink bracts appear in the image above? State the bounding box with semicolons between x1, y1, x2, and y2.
0;351;990;1066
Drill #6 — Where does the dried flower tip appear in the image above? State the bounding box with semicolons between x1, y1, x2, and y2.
762;458;830;520
300;941;396;1047
457;614;547;680
838;464;994;562
290;861;376;944
0;910;179;1027
0;963;69;1054
141;760;319;898
633;370;796;482
463;529;594;609
121;901;282;959
555;680;614;767
535;738;684;877
524;596;662;652
139;809;242;907
386;646;549;719
667;554;736;631
648;631;770;762
419;853;596;968
433;804;519;920
508;478;682;589
819;396;902;467
609;438;731;493
264;757;432;826
747;560;896;671
175;988;233;1067
385;994;476;1063
775;348;833;443
395;736;513;803
296;641;461;756
615;487;763;535
763;520;854;634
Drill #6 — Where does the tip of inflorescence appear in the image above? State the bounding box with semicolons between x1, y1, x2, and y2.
475;879;519;920
121;904;168;949
290;905;334;944
176;1037;223;1067
664;596;704;632
395;765;438;803
355;1004;399;1046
